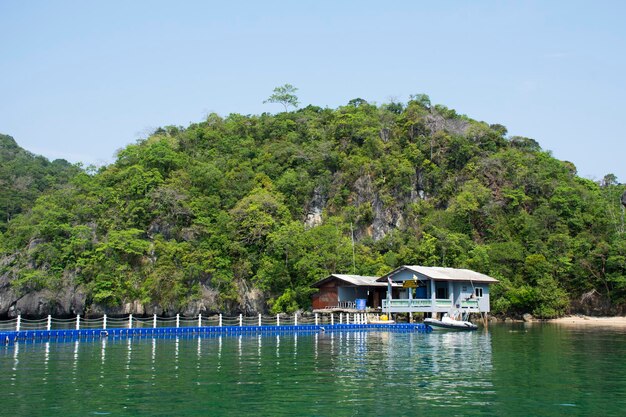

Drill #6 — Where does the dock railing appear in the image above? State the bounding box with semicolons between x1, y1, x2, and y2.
0;312;377;332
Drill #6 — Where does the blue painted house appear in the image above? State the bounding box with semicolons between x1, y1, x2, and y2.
311;265;499;318
377;265;498;316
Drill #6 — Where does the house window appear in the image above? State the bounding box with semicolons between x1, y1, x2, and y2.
436;287;448;299
475;287;483;298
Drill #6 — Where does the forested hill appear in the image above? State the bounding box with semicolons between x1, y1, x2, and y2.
1;97;624;318
0;134;80;232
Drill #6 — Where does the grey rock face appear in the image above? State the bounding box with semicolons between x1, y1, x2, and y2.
305;186;326;228
426;112;470;136
0;271;18;316
4;285;87;318
237;280;266;315
182;285;221;316
352;175;407;241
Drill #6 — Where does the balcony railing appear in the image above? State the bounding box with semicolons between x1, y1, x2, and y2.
382;298;480;311
382;299;452;309
461;300;479;308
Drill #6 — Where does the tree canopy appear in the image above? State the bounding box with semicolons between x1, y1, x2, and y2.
0;134;80;232
1;98;624;318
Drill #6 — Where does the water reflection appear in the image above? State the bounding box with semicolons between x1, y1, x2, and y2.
126;337;132;370
419;330;494;407
101;338;107;384
5;326;626;416
43;342;50;385
293;333;297;359
304;329;497;410
2;329;495;416
125;338;132;389
150;337;155;367
237;335;243;379
257;334;262;370
174;337;179;373
149;337;156;385
72;340;79;386
11;342;18;390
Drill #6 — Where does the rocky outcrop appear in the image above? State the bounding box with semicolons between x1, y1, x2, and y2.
0;281;265;319
12;286;87;317
352;175;407;241
370;196;405;241
0;254;271;317
87;300;153;317
237;280;266;315
0;275;88;318
181;285;221;316
426;112;470;136
304;186;325;228
570;289;624;316
0;271;17;317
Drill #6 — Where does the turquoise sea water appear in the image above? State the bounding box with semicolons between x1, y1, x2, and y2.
1;324;625;416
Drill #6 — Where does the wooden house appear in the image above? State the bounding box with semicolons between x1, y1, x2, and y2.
310;274;399;310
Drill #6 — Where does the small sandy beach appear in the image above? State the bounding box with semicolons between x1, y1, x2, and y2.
548;315;626;327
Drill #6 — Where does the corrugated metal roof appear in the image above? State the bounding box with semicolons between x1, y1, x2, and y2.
332;274;387;286
311;274;395;288
378;265;499;283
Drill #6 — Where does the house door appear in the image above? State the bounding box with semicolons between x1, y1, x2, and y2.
371;290;380;308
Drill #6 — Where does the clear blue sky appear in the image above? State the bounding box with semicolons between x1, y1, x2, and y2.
1;0;625;181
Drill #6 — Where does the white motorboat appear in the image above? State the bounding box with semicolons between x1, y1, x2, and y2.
424;313;478;331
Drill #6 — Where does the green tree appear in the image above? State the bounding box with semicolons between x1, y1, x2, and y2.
264;84;299;112
409;93;431;108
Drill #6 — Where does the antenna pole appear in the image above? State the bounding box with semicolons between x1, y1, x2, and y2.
351;222;356;274
621;204;624;235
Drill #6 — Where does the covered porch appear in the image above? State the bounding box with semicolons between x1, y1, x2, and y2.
377;265;498;316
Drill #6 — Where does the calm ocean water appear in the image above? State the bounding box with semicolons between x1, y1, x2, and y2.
1;324;625;416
